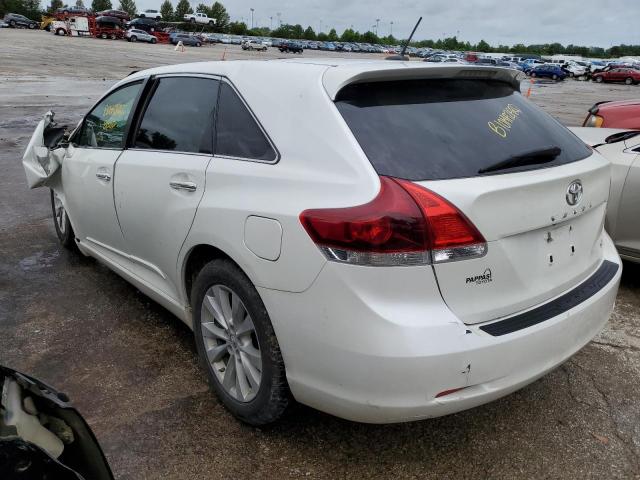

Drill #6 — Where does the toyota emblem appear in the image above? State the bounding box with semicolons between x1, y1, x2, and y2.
566;180;583;206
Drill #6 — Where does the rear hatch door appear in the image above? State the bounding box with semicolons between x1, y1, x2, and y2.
335;74;610;324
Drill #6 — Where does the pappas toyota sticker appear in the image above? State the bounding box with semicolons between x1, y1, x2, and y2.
466;268;493;285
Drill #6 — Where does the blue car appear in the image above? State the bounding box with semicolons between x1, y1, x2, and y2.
528;64;567;80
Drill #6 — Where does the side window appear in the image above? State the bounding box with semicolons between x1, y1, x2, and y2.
215;83;277;162
76;82;142;149
134;77;219;154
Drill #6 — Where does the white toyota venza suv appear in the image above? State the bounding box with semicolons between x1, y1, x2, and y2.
23;60;622;425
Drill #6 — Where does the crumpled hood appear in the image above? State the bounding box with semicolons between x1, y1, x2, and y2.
22;111;66;189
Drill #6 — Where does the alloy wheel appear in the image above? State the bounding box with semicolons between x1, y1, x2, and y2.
53;192;67;235
200;285;262;402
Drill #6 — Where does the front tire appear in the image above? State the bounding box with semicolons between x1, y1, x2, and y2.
28;23;35;29
596;76;603;83
625;77;633;85
50;189;76;250
130;35;137;42
192;259;290;425
151;37;157;44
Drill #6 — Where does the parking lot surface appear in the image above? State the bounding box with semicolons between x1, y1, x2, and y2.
1;29;639;479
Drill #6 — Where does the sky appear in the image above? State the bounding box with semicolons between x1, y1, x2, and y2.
133;0;639;48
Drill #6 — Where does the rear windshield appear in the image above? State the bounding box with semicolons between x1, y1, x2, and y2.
335;79;591;180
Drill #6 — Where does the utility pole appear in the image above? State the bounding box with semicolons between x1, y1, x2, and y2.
250;8;254;29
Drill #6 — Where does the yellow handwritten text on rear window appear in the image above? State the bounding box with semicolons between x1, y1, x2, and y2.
488;104;522;138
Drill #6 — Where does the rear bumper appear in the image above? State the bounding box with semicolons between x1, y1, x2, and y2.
259;234;621;423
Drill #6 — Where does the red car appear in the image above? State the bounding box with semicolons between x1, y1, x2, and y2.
592;67;640;85
583;99;640;129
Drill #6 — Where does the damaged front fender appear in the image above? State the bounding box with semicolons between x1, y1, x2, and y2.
22;111;69;189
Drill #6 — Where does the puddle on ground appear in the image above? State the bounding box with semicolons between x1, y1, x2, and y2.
19;250;60;271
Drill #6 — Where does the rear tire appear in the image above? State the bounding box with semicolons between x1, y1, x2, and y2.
50;190;76;251
151;37;157;44
552;74;558;80
531;72;536;77
28;23;35;29
196;42;201;47
596;76;603;83
192;259;290;425
100;32;107;39
130;35;137;42
9;20;16;27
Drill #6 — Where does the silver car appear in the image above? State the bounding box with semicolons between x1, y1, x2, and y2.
572;127;640;263
126;28;157;44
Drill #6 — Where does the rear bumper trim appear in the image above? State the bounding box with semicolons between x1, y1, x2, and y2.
480;260;619;336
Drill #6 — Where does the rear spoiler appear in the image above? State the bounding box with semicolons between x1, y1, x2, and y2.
322;64;522;100
588;100;611;115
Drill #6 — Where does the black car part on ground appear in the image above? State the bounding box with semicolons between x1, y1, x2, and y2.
0;366;113;480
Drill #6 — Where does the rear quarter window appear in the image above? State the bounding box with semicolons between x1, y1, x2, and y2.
335;79;592;180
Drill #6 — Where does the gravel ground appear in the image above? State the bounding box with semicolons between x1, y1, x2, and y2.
1;28;639;479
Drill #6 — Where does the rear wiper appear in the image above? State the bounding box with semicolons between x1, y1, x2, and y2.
478;146;562;174
592;130;640;148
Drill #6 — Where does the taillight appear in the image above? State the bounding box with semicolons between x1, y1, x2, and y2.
299;176;487;266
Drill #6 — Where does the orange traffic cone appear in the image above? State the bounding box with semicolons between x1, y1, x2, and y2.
526;78;535;98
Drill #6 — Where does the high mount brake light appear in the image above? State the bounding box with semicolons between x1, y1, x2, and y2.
300;177;487;266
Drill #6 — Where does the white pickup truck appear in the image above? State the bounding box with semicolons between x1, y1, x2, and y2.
183;12;215;25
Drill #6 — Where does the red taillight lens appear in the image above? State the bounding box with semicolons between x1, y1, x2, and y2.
300;176;487;266
394;179;487;263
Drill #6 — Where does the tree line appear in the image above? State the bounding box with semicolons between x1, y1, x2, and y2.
1;0;639;58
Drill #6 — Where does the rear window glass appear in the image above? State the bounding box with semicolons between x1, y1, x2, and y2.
335;79;591;180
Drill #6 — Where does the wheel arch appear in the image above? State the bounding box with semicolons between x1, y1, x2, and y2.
182;243;250;307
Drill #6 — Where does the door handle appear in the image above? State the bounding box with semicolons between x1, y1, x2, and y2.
169;181;197;192
96;172;111;182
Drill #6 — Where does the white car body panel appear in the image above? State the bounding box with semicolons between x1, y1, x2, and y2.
114;149;212;301
260;234;620;423
23;61;622;423
63;146;128;254
422;153;610;324
572;127;640;262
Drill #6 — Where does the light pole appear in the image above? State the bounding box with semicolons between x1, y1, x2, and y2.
270;16;273;30
319;19;322;33
250;8;254;29
390;21;393;37
277;12;281;27
375;18;380;36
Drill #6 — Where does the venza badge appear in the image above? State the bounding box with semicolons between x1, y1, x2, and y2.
566;180;583;206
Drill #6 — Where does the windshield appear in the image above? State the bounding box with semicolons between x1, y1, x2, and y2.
335;78;591;180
